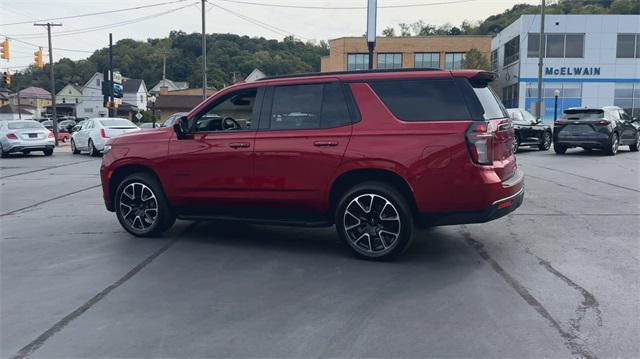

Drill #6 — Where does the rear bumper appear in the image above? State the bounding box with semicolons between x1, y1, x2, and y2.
4;144;54;153
554;132;609;147
418;168;524;226
418;186;524;226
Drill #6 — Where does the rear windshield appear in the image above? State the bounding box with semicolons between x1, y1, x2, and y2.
562;109;603;120
368;79;471;121
99;119;135;127
472;85;508;120
7;121;44;129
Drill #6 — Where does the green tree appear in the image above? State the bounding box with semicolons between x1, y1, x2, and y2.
464;48;490;70
382;27;396;37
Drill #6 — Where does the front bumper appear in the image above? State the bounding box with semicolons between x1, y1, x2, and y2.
418;186;524;226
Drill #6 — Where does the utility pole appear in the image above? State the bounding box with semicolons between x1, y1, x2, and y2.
34;22;62;146
201;0;207;100
162;54;166;81
366;0;377;70
536;0;545;120
109;33;115;117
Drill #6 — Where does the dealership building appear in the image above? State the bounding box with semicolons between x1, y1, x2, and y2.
491;14;640;120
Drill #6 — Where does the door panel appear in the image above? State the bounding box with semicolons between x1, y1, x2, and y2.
253;126;351;213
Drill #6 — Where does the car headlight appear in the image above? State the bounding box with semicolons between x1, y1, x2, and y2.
103;144;112;154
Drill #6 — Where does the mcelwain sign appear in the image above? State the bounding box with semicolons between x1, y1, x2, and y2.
545;67;601;76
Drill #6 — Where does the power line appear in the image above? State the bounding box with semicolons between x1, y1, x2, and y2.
207;1;309;40
215;0;480;10
5;3;198;39
0;0;191;26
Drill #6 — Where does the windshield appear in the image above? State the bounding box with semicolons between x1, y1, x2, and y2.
99;119;136;127
521;110;537;123
7;121;45;130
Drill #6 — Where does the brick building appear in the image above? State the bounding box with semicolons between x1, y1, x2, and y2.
320;36;492;72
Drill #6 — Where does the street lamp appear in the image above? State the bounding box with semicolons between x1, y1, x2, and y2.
553;89;560;123
148;95;156;128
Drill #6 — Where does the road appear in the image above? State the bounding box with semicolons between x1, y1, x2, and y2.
1;146;638;358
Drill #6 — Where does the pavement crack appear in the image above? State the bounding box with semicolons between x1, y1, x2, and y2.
11;221;199;359
0;184;102;217
530;165;640;193
460;228;597;359
527;249;603;335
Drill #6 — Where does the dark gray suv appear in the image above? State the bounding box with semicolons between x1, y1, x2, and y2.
553;106;640;155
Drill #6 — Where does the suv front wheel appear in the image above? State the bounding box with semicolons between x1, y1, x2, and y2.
335;182;414;260
114;173;175;237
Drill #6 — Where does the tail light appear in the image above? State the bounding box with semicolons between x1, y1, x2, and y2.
100;128;109;138
466;122;494;165
554;120;567;127
592;119;610;126
6;133;18;139
48;131;54;138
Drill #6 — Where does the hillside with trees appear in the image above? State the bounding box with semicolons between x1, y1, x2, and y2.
8;0;638;92
10;32;328;91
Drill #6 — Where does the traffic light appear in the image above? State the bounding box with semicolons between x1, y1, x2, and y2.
2;71;11;87
0;39;9;60
34;48;44;69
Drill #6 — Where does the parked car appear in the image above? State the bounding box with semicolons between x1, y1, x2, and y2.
41;120;53;130
554;106;640;155
58;119;77;133
0;120;55;157
100;69;524;260
72;118;140;156
57;130;70;143
161;112;188;128
506;108;552;152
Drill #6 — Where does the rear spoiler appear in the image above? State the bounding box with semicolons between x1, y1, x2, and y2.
468;71;497;87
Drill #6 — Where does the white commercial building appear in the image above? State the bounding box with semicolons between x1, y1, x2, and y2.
491;14;640;121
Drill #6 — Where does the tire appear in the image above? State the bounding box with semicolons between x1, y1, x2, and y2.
538;131;552;151
43;149;53;156
605;132;619;156
512;135;520;153
114;172;175;237
630;133;640;152
88;139;99;157
71;139;80;154
335;181;414;261
0;144;8;158
554;144;567;154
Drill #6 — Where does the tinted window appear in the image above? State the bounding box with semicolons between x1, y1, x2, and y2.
377;53;402;69
565;34;584;57
472;85;508;120
415;53;439;68
7;121;44;129
270;84;323;130
369;79;471;121
320;83;351;128
562;109;603;120
546;34;564;58
503;36;520;65
528;33;544;57
617;34;637;58
347;54;369;71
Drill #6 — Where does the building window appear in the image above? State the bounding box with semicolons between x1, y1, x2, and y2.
377;53;402;69
501;83;519;108
614;84;640;117
528;33;584;58
491;49;498;71
62;98;66;104
347;53;369;71
415;53;439;68
75;98;79;104
96;78;100;86
503;36;520;65
617;34;639;58
524;82;583;120
445;52;465;70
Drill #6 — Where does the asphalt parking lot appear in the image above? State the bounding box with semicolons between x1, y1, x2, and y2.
1;146;638;359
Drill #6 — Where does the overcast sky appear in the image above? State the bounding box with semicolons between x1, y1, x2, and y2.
1;0;539;70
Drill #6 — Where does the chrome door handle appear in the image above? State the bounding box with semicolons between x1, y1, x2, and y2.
229;142;250;148
313;141;338;147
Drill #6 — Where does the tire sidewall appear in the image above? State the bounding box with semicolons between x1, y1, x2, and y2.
114;173;172;237
539;132;552;150
71;139;78;154
335;182;414;260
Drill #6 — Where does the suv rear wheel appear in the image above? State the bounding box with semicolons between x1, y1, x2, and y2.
605;132;619;156
114;173;175;237
335;182;414;261
554;144;567;154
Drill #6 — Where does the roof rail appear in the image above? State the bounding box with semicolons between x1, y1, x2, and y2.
257;68;442;81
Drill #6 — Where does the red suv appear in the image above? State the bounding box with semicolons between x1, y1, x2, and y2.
100;69;524;260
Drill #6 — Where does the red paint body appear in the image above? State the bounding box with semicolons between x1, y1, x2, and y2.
100;70;523;225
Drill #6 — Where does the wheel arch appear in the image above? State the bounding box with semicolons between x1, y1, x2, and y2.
328;168;417;219
108;163;165;206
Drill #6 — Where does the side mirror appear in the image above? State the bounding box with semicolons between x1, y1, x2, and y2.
173;116;190;140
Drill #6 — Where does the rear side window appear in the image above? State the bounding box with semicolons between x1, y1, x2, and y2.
472;86;508;120
369;79;471;121
268;83;352;130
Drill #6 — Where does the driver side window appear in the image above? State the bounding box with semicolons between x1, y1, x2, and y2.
194;88;257;132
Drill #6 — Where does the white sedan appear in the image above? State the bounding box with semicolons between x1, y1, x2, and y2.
71;118;140;156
